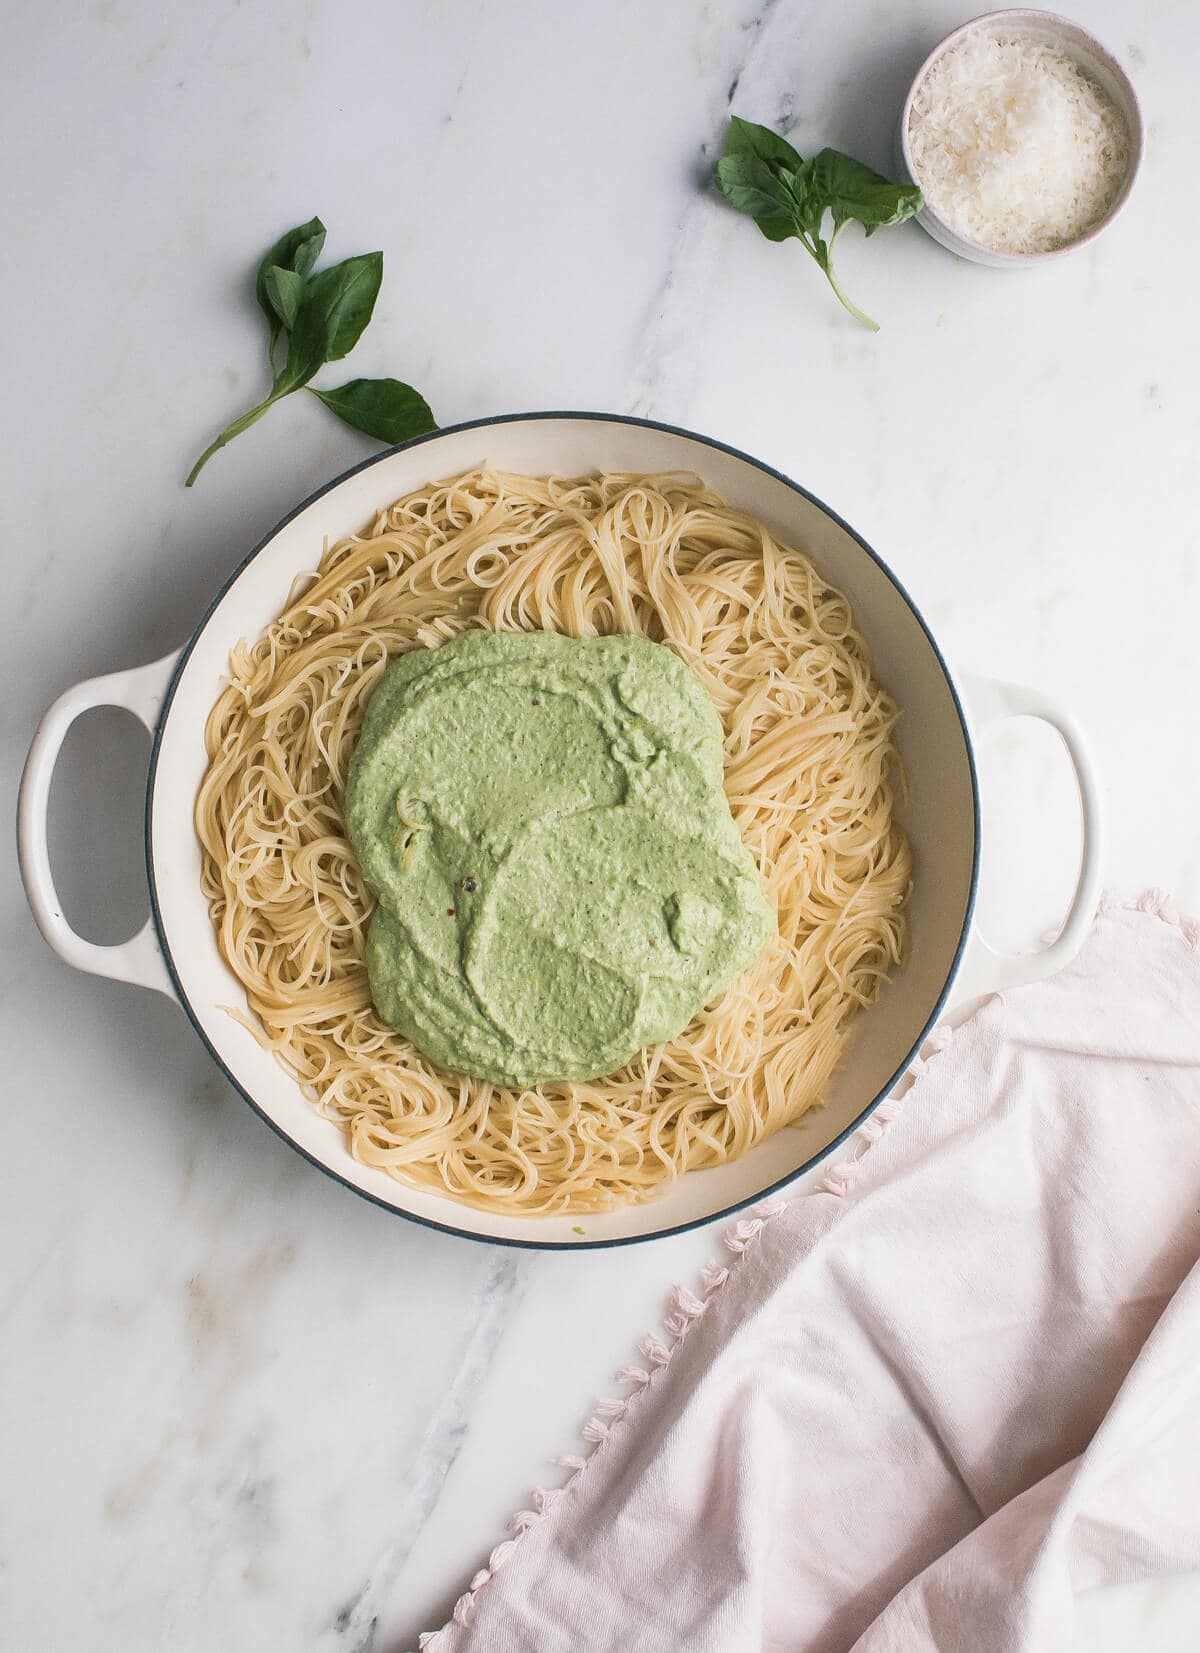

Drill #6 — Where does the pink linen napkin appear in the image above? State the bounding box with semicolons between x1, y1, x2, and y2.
421;894;1200;1651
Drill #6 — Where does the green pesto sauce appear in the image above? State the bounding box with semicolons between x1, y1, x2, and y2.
345;629;775;1087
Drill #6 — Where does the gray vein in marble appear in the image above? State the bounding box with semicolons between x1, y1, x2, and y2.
0;1233;65;1330
624;0;794;421
314;1249;527;1653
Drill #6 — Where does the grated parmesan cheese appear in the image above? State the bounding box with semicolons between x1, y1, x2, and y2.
907;33;1130;255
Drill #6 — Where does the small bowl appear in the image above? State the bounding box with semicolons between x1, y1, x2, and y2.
897;9;1143;268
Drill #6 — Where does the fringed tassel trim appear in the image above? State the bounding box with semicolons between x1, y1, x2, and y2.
415;1196;785;1647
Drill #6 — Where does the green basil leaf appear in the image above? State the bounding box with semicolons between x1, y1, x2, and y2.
290;228;325;282
724;116;805;172
274;333;325;396
809;149;923;231
717;123;820;243
310;378;436;444
255;216;326;349
714;154;795;221
263;265;306;331
756;216;801;243
288;252;384;369
784;161;823;232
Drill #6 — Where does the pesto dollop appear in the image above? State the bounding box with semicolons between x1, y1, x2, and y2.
345;630;774;1086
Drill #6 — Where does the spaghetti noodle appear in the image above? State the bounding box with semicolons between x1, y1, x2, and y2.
196;469;910;1215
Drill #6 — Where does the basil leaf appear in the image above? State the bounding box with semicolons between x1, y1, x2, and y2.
255;216;326;351
714;154;795;221
289;252;384;368
290;227;326;281
724;116;804;172
310;378;436;444
263;265;306;331
274;333;326;397
756;217;801;243
717;122;810;241
810;149;923;233
782;162;820;231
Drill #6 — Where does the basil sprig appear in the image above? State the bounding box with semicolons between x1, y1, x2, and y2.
714;117;923;332
255;216;326;354
186;217;435;486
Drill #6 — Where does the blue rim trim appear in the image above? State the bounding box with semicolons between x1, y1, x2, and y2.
145;410;981;1250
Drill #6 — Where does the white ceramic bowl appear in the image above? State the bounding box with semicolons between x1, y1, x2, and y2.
898;8;1143;268
19;414;1102;1247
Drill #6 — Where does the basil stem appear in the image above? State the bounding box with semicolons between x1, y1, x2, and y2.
185;383;289;487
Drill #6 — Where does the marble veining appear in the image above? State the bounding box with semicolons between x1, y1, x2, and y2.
2;1;1198;1649
317;1253;527;1653
627;0;788;418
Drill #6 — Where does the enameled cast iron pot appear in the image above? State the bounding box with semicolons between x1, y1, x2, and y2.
18;414;1102;1247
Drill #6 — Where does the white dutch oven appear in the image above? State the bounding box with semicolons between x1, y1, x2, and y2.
18;415;1102;1247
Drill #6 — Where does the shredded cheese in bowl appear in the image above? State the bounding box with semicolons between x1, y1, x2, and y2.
907;33;1130;256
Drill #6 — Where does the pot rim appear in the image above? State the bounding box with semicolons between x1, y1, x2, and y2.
144;410;981;1248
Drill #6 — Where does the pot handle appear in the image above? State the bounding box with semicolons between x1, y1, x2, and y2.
17;652;181;999
953;673;1104;1001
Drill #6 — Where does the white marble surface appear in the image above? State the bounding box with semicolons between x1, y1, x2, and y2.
3;1;1199;1647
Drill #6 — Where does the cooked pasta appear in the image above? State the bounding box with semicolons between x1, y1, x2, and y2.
196;469;910;1214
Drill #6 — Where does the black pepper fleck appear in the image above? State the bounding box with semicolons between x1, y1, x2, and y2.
462;876;477;893
531;697;541;705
